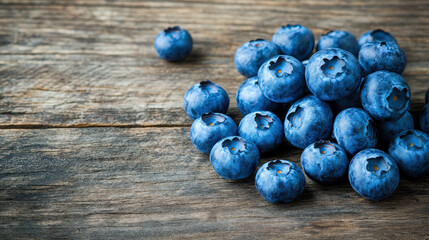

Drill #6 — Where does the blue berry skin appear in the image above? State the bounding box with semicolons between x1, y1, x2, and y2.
378;111;414;144
301;140;349;184
238;111;284;153
361;71;410;121
154;26;193;62
210;136;260;180
359;41;406;75
235;77;283;116
272;24;315;61
349;149;400;201
190;113;237;154
234;39;282;78
316;30;360;57
255;160;306;203
284;95;333;149
258;55;306;103
388;130;429;179
358;29;396;48
333;108;378;155
305;48;361;101
420;104;429;134
184;80;229;119
330;86;362;114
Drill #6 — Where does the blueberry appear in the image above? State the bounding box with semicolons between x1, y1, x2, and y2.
284;95;333;149
190;113;237;154
272;24;315;61
255;160;305;203
301;140;348;184
235;76;283;116
348;149;400;201
184;80;229;119
154;26;193;62
238;111;284;153
358;29;396;48
258;55;305;103
359;41;406;75
333;108;378;155
316;30;360;57
378;111;414;144
420;104;429;133
305;48;361;101
210;136;260;180
361;71;410;121
388;130;429;179
234;39;282;78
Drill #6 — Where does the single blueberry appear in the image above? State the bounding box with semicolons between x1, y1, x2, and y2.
305;48;361;101
154;26;193;62
258;55;306;103
349;149;400;201
190;113;237;154
301;140;349;184
378;111;414;144
272;24;315;61
333;108;378;155
284;95;333;149
358;29;396;48
238;111;284;153
255;160;306;203
388;130;429;179
361;71;410;121
210;136;260;180
234;39;282;78
235;76;283;116
359;41;406;75
184;80;229;119
420;104;429;133
316;30;360;57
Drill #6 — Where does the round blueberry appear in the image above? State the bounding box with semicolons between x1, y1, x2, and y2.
358;29;396;48
184;80;229;119
359;41;406;75
210;136;260;180
388;130;429;179
154;26;193;62
238;111;284;153
284;95;333;149
333;108;378;155
255;160;305;203
301;140;348;184
316;30;360;57
258;55;305;103
272;24;315;61
235;77;283;116
420;104;429;134
305;48;361;101
190;113;237;154
234;39;281;78
361;71;410;121
378;111;414;144
349;149;400;201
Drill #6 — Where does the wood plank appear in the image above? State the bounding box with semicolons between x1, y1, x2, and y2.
1;127;428;239
0;0;428;126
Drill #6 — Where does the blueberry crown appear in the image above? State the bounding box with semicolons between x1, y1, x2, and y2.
222;137;247;154
399;131;426;148
266;160;292;175
199;80;219;93
268;56;293;77
321;56;345;77
254;113;274;130
313;140;337;155
164;26;181;33
365;120;378;141
366;156;390;177
202;112;226;126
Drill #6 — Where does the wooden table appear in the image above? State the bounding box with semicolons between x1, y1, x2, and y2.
1;0;428;239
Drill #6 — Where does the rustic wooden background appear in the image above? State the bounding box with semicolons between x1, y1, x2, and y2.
1;0;428;239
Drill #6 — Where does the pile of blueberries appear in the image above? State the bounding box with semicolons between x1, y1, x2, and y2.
155;25;429;203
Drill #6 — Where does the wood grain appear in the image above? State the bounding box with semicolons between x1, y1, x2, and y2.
0;0;428;127
1;127;428;239
1;0;429;239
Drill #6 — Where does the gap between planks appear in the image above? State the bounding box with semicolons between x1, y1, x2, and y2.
0;123;191;129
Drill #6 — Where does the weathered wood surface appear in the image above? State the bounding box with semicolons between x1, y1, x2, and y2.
0;0;428;127
1;128;429;239
1;0;429;239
